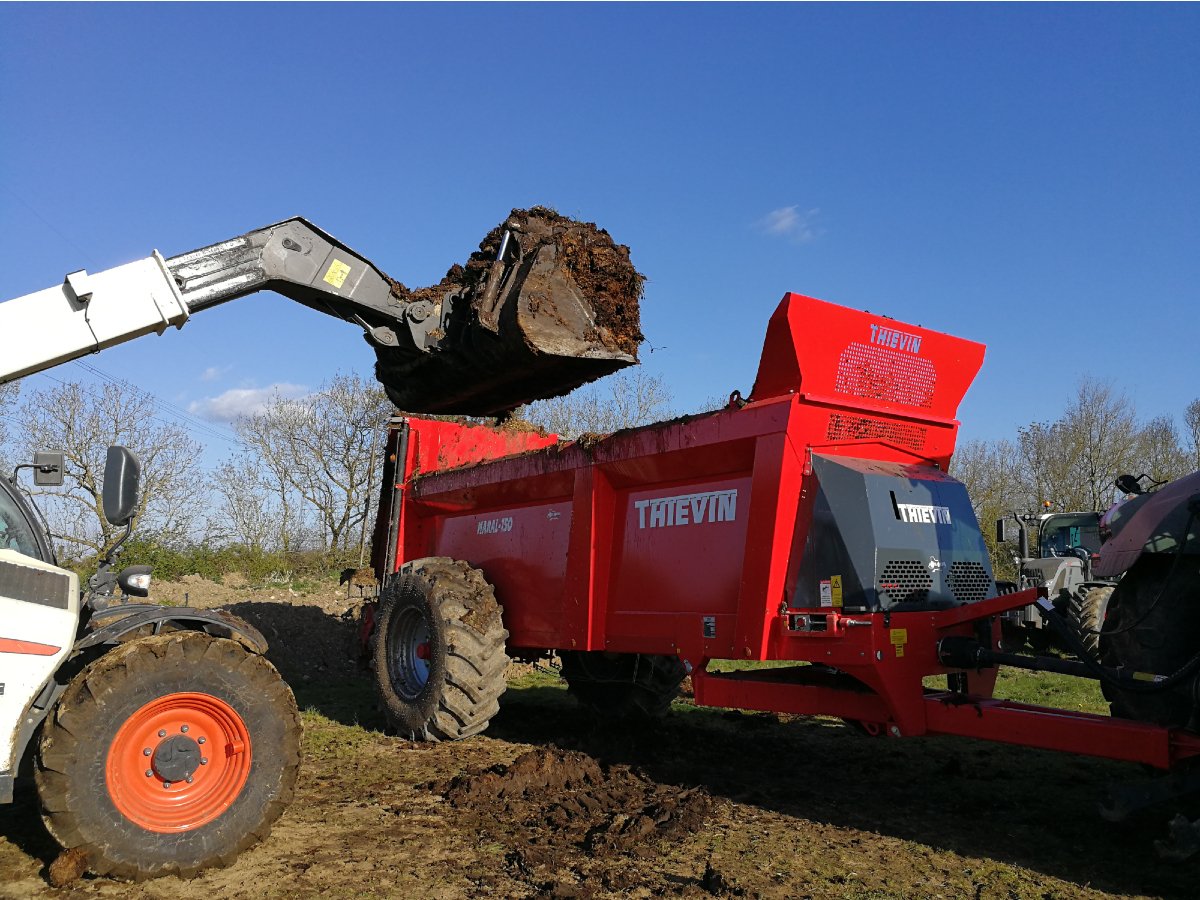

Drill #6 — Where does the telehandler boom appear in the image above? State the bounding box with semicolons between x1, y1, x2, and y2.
0;211;640;415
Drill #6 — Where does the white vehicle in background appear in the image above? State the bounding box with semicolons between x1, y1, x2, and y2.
0;446;300;879
995;510;1116;654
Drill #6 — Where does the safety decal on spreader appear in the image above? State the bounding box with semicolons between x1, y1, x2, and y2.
323;259;351;289
634;489;737;529
819;576;843;608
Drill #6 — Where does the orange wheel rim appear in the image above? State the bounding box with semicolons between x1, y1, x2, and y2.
105;692;252;833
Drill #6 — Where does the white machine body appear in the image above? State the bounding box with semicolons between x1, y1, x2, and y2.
0;252;188;383
0;550;79;776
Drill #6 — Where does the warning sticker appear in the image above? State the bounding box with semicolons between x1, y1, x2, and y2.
830;575;843;608
819;580;832;607
889;628;909;658
323;259;351;289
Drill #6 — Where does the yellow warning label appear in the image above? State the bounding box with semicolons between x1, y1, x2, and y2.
889;628;908;658
323;259;351;289
830;575;843;608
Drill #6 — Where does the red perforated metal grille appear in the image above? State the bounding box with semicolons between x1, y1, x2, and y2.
825;414;927;451
835;342;936;409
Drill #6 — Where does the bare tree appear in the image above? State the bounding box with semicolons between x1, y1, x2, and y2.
1018;378;1140;512
0;382;18;466
1134;415;1190;486
208;454;313;553
524;369;673;438
14;381;208;559
233;374;392;554
1185;399;1200;471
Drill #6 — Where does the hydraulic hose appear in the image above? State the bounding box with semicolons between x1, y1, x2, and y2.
1035;596;1200;696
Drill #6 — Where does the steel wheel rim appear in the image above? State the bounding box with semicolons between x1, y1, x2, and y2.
388;606;432;699
105;692;252;833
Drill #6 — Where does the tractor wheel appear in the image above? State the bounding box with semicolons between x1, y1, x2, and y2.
35;631;301;880
372;558;509;741
560;651;686;719
1069;585;1114;658
997;622;1028;654
1101;556;1200;729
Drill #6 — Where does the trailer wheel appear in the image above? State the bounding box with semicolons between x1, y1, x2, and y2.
1101;556;1200;729
35;632;300;880
373;558;509;741
560;651;686;719
1069;585;1114;658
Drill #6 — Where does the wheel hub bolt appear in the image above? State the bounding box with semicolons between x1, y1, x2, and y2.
143;747;151;756
145;769;153;777
163;781;171;789
198;737;206;745
200;757;208;766
185;775;194;784
158;729;167;737
181;725;189;733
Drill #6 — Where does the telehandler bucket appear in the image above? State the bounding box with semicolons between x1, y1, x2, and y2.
374;207;643;415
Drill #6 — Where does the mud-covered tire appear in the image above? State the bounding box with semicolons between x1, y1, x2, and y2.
372;558;509;741
1069;585;1114;658
1102;556;1200;729
35;632;301;880
560;651;686;719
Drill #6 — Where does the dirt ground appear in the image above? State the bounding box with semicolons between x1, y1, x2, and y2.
2;578;1197;899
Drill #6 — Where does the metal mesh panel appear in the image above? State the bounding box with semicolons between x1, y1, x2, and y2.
825;413;927;451
835;342;937;409
878;559;932;605
947;561;991;604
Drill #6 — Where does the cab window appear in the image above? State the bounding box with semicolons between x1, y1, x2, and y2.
1039;514;1101;557
0;483;46;561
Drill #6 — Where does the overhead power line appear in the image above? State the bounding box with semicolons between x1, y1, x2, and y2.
70;361;243;447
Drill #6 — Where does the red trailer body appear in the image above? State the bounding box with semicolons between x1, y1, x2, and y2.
372;293;1200;771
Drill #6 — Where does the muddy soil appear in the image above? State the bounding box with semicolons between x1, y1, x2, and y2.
390;207;644;357
430;747;712;885
2;579;1197;899
376;208;644;416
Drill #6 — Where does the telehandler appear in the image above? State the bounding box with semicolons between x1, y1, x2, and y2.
0;209;640;878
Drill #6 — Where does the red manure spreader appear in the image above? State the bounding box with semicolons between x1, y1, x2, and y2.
368;293;1200;853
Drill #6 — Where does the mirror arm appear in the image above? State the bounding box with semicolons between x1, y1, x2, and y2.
99;520;134;571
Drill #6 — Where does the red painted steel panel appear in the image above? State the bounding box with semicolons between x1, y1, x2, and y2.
428;499;574;647
609;475;751;617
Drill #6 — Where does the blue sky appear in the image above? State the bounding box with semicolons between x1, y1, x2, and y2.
1;4;1196;465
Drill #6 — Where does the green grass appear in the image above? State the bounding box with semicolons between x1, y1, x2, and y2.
992;666;1108;714
705;658;1108;716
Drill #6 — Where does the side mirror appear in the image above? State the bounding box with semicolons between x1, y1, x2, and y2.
996;518;1017;544
33;451;64;487
102;446;141;527
1115;474;1144;496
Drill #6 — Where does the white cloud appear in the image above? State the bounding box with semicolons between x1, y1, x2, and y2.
756;206;822;244
199;365;232;382
188;383;308;422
